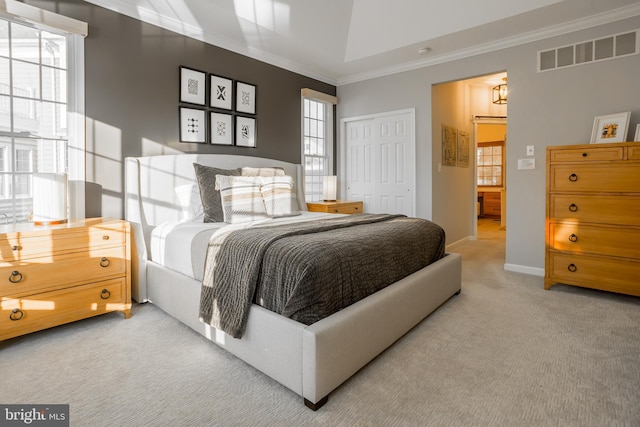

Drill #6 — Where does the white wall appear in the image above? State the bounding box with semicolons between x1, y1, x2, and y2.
337;15;640;274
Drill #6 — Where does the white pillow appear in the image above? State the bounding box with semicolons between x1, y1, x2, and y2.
215;175;269;224
260;176;300;218
174;183;204;221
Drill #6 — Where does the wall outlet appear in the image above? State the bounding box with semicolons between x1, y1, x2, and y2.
518;158;536;170
526;145;534;156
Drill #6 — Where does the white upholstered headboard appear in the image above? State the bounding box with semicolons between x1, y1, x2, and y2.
124;154;305;302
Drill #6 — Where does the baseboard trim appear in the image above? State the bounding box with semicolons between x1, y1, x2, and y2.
446;236;474;251
504;263;545;277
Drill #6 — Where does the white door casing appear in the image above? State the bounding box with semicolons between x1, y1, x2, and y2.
340;109;416;216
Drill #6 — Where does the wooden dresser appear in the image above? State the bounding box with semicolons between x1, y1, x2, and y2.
545;142;640;296
306;200;363;214
0;218;131;341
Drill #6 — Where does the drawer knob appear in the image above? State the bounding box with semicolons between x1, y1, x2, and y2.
102;235;110;240
100;289;111;300
567;263;577;273
11;245;19;251
8;270;23;283
568;203;578;212
99;257;111;268
582;152;588;157
9;308;24;321
568;173;578;182
568;234;578;243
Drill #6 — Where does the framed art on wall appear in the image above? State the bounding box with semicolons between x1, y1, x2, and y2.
210;75;233;110
457;130;469;167
590;111;630;143
236;81;256;114
442;124;457;166
179;107;206;143
211;112;233;145
236;116;256;147
180;66;206;106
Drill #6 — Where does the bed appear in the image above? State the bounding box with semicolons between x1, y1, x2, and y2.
124;154;462;410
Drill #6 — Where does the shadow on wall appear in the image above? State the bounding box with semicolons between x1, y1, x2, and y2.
85;182;102;217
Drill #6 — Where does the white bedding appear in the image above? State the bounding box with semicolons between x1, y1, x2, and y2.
150;211;340;281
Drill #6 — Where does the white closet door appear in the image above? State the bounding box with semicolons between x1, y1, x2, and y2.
342;109;415;216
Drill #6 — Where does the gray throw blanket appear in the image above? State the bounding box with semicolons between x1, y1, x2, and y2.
199;214;445;338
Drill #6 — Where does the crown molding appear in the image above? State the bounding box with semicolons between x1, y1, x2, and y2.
336;3;640;85
84;0;640;87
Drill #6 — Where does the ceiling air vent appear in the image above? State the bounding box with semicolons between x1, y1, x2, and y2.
538;30;638;72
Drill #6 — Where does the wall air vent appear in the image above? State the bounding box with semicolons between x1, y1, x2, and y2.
538;30;638;72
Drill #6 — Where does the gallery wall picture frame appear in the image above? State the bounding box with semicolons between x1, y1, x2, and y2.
180;66;206;106
635;124;640;142
179;107;206;143
210;74;233;110
236;116;257;147
236;81;256;114
442;124;457;166
211;112;233;145
590;111;631;144
457;130;470;167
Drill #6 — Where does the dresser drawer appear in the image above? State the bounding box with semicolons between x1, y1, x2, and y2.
548;146;623;163
0;245;127;297
548;194;640;226
549;163;640;192
0;278;127;340
548;222;640;258
0;221;126;262
547;252;640;296
628;145;640;160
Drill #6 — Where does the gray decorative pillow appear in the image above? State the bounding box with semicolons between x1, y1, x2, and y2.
193;163;241;222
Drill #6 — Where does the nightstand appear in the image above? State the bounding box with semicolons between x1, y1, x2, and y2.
0;218;131;341
306;200;363;214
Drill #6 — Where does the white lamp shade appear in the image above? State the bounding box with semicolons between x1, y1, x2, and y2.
322;175;337;201
33;173;68;225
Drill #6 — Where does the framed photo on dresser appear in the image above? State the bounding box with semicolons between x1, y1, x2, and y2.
590;111;630;144
635;124;640;142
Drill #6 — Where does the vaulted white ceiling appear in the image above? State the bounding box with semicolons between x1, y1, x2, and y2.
83;0;640;85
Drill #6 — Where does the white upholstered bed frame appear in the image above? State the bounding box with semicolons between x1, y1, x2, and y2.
124;154;462;410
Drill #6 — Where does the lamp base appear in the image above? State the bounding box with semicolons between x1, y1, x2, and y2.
34;219;68;226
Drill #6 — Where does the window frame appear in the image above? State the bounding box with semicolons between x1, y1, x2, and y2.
476;140;505;187
301;89;336;202
0;6;86;224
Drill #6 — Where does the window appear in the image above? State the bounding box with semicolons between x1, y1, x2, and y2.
0;7;85;224
301;89;336;202
477;141;504;187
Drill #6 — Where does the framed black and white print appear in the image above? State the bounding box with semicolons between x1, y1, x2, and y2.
236;81;256;114
211;112;233;145
235;116;256;147
179;107;206;143
180;66;206;106
210;75;233;110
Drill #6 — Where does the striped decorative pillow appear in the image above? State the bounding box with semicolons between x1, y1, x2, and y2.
215;175;269;224
260;176;301;217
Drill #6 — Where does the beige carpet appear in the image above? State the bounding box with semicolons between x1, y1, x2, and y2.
1;220;639;426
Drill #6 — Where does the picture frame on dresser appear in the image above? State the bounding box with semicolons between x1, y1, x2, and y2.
634;124;640;142
590;111;630;144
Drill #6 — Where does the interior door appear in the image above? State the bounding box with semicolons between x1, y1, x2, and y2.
343;110;415;216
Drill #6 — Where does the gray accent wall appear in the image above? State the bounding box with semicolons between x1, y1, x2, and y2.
338;15;640;275
26;0;335;219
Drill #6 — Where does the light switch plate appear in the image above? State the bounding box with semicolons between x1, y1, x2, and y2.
526;145;534;156
518;158;536;170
